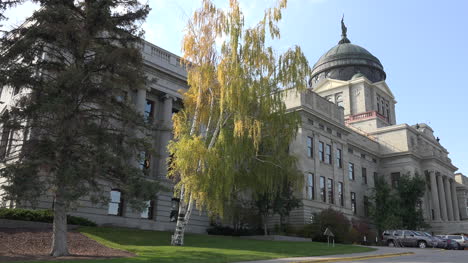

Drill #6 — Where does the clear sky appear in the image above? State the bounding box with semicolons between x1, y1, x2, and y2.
3;0;468;174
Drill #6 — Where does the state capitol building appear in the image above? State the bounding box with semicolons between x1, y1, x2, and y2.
1;21;467;235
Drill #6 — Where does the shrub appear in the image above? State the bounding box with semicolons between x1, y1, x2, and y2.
0;208;97;226
206;223;263;236
294;208;353;243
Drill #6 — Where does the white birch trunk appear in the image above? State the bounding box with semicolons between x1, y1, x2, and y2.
50;193;69;256
171;89;226;246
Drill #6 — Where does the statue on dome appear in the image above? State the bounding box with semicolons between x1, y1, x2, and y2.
341;15;347;37
338;15;351;44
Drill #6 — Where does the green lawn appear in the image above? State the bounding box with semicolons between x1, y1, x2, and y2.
36;227;375;263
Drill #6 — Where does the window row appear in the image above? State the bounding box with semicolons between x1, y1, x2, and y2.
348;163;377;186
306;119;342;139
306;173;344;206
107;189;155;219
376;94;391;121
306;137;342;168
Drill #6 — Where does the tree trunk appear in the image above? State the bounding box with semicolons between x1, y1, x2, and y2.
171;186;187;246
50;194;69;256
263;215;268;236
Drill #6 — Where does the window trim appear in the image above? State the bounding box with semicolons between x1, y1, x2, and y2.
351;192;357;215
319;141;325;162
348;163;355;180
108;189;124;216
320;176;326;202
325;144;332;164
327;178;334;204
307;173;314;200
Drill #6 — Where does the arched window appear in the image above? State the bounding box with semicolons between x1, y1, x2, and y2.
108;189;123;216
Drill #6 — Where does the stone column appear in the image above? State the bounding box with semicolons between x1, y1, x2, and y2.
429;171;441;221
134;88;147;168
159;94;175;177
459;191;468;220
135;88;147;114
437;174;448;221
444;176;454;221
451;180;461;221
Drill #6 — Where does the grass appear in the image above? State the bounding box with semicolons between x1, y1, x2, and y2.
33;227;375;263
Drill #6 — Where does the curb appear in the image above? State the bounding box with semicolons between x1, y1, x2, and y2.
291;252;415;263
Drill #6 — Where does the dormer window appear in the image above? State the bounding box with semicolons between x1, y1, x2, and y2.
336;94;343;107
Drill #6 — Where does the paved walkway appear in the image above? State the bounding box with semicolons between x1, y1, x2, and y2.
234;246;419;263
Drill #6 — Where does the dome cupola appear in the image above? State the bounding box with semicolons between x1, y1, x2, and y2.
310;17;386;87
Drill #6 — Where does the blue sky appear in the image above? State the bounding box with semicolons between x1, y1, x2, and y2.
4;0;468;174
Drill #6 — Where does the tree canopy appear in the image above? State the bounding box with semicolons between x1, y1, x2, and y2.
0;0;159;256
168;0;311;245
370;173;427;234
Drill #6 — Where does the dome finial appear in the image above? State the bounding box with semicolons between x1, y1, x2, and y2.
339;15;351;44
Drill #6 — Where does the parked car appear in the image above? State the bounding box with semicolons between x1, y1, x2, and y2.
415;231;440;248
382;230;435;248
437;235;468;250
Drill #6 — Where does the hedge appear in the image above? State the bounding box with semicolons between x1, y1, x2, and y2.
0;208;97;226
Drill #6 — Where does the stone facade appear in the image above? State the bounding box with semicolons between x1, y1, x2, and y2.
1;26;467;235
284;29;468;234
0;40;210;234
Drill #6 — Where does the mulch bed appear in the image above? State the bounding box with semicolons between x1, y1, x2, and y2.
0;228;135;262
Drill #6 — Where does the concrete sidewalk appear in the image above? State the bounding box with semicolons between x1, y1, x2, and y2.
234;246;418;263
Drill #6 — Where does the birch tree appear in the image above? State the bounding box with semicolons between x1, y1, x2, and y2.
169;0;311;245
0;0;159;256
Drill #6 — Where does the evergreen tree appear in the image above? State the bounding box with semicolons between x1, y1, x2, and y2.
396;174;428;230
168;0;310;245
370;173;427;236
0;0;160;256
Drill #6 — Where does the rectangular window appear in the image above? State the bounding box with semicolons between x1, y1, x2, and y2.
320;176;326;202
307;173;314;200
348;163;355;180
308;118;314;125
362;167;367;184
307;137;313;158
319;141;324;162
327;178;334;204
319;123;325;130
145;99;155;121
338;182;344;206
351;192;356;215
373;172;378;185
391;172;401;188
0;127;11;160
364;196;369;217
348;147;353;154
336;132;342;138
108;190;123;216
140;200;155;219
336;148;342;168
326;127;332;134
361;153;366;159
326;144;332;164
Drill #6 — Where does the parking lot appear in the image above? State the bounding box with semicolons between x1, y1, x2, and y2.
345;247;468;263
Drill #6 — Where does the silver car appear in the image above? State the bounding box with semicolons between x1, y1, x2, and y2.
438;235;468;250
382;230;435;248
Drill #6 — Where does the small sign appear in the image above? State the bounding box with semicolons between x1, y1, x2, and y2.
324;227;335;237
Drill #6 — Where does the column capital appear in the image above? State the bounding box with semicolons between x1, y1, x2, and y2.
163;94;177;101
136;86;151;92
